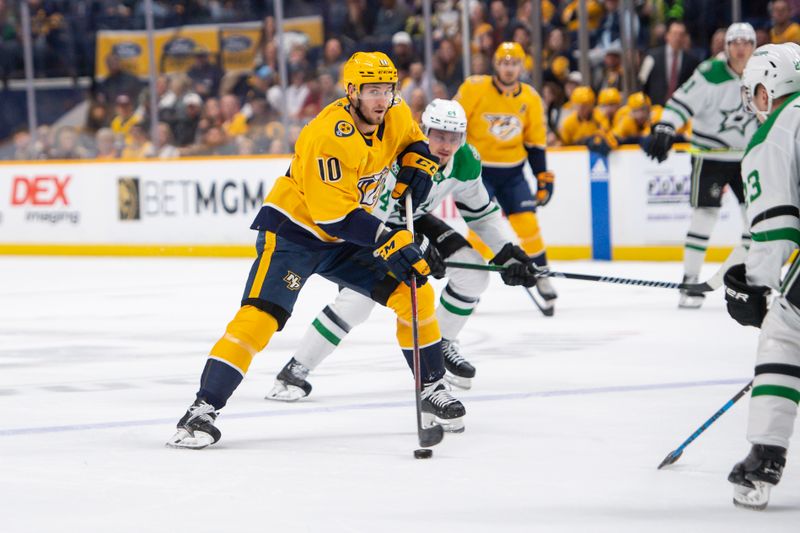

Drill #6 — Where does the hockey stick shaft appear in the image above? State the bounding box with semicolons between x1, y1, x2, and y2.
405;196;443;448
444;261;713;292
657;380;753;469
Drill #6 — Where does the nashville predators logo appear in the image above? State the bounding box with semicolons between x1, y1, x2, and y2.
483;113;522;141
335;120;354;137
283;271;302;291
357;168;389;207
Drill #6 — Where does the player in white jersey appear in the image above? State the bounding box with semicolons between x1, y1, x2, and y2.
266;100;538;409
644;23;758;308
722;42;800;511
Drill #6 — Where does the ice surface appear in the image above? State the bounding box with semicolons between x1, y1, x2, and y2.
0;257;797;532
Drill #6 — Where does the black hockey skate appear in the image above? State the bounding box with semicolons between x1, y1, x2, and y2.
442;339;476;390
166;397;221;449
678;275;705;309
266;357;313;402
728;444;787;510
421;381;466;433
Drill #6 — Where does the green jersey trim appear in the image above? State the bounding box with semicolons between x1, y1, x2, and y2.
698;59;736;85
447;143;482;182
751;227;800;246
745;92;800;156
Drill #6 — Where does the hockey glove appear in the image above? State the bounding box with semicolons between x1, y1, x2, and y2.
392;147;439;210
490;243;540;287
418;233;446;279
723;264;770;328
642;123;676;163
585;134;611;157
536;171;555;207
374;228;430;286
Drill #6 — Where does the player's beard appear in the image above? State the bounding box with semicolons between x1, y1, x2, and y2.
355;99;385;126
496;72;518;88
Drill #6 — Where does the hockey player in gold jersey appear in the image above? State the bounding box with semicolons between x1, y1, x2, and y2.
455;42;558;313
167;52;466;448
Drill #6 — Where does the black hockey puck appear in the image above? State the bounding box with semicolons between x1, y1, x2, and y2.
414;448;433;459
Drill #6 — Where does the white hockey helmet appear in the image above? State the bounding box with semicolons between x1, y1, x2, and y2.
742;43;800;120
725;22;756;48
421;98;467;146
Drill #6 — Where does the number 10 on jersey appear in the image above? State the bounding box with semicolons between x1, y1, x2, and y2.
317;157;343;182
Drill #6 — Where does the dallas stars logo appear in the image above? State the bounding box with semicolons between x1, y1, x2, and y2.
718;104;756;136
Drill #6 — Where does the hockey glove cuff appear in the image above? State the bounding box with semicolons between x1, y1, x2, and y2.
724;264;770;328
490;243;540;287
643;123;676;163
375;228;430;286
536;171;555;207
418;233;446;279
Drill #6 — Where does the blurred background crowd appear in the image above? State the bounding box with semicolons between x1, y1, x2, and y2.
0;0;794;160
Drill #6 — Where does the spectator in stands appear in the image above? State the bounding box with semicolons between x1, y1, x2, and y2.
152;122;180;159
191;125;234;156
562;71;584;110
94;127;117;159
710;27;727;58
220;94;248;137
612;92;652;144
172;92;203;147
85;100;110;134
542;81;566;146
97;53;142;106
187;47;223;99
110;94;141;145
639;20;700;106
597;87;622;128
756;26;770;47
400;60;429;101
283;66;310;120
769;0;800;44
342;0;372;46
121;123;153;159
11;129;37;160
593;0;639;51
433;38;463;97
471;52;490;76
408;87;426;124
562;0;604;35
201;97;223;130
489;0;511;45
33;125;53;158
594;46;624;92
373;0;410;41
52;126;89;160
319;37;345;79
318;71;344;107
391;31;417;76
558;86;616;155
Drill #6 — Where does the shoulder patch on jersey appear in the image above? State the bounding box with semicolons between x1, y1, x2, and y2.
745;92;800;156
698;59;735;85
334;120;355;137
450;143;483;182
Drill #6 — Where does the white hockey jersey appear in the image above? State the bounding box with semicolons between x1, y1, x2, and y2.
660;58;759;162
740;92;800;292
376;143;517;255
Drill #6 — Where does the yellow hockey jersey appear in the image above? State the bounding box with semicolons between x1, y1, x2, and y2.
252;97;428;247
559;108;612;146
455;75;546;167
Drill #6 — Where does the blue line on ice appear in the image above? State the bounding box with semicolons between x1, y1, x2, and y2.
0;377;748;437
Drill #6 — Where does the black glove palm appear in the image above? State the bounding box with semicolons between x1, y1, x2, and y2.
417;233;446;279
490;243;541;287
724;264;770;328
643;123;676;163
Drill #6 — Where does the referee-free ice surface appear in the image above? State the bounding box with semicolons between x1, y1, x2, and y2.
0;257;797;532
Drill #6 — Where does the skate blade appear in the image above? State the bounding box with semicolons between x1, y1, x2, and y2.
444;372;472;390
265;381;308;402
732;482;771;511
165;428;216;449
421;412;464;433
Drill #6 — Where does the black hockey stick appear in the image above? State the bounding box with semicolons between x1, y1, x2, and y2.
657;380;753;469
406;196;444;449
444;261;715;293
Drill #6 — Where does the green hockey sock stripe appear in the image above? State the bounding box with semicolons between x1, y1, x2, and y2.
312;319;342;346
439;296;474;316
685;243;707;252
752;384;800;404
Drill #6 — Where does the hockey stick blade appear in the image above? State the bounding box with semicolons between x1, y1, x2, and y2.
419;423;445;448
524;287;554;317
444;262;716;293
657;449;683;470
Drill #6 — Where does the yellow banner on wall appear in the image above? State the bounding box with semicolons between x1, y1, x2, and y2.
95;16;323;79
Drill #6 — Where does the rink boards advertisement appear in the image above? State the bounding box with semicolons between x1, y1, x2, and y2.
0;148;743;259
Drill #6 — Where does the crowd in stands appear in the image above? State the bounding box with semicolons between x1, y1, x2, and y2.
1;0;799;160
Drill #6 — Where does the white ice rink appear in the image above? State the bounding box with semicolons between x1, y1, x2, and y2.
1;256;798;532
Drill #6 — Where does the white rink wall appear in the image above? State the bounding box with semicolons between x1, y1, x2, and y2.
0;147;745;259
